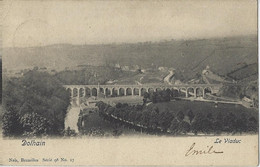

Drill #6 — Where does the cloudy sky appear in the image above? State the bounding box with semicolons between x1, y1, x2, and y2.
2;0;257;48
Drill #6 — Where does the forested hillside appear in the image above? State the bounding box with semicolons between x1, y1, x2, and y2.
4;35;257;80
2;71;70;137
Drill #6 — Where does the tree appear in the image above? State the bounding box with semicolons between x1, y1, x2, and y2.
159;109;174;131
161;90;171;102
106;106;115;115
134;111;142;124
169;118;179;135
149;109;159;129
20;112;52;137
178;121;191;134
128;110;137;122
123;106;131;120
143;92;150;99
151;92;158;103
247;116;258;132
165;89;172;101
135;104;143;111
96;101;107;112
143;98;147;105
207;113;214;121
33;66;39;71
115;103;123;108
153;106;160;114
223;112;237;133
148;90;172;103
200;118;213;134
177;111;184;122
2;110;23;137
234;113;248;134
191;113;205;135
187;110;194;123
122;103;129;108
172;89;179;98
140;109;151;127
213;112;224;134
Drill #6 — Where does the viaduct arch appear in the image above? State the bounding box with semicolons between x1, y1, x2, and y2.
64;84;221;98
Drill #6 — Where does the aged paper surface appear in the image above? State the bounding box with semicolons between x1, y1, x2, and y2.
0;0;258;166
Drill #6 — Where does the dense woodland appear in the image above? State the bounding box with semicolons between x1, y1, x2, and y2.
143;89;179;104
2;70;70;137
95;98;258;136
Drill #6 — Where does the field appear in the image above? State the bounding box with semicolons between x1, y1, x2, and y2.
227;63;258;81
114;69;168;85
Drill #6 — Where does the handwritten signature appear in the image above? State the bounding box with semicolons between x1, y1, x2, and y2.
185;143;223;156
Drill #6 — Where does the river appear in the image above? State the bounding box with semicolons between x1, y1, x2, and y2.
64;98;81;132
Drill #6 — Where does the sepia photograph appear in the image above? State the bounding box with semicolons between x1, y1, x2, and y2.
0;0;258;166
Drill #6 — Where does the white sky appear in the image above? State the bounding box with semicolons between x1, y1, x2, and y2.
2;0;257;48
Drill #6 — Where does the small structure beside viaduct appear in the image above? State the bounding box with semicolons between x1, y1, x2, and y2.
63;84;222;98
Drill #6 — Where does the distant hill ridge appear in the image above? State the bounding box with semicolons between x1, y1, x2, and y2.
3;35;257;79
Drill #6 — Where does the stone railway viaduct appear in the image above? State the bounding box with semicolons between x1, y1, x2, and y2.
64;84;222;98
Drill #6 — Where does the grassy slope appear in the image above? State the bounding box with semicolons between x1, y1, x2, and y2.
227;63;258;81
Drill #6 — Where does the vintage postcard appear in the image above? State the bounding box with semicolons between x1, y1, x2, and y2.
0;0;258;166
